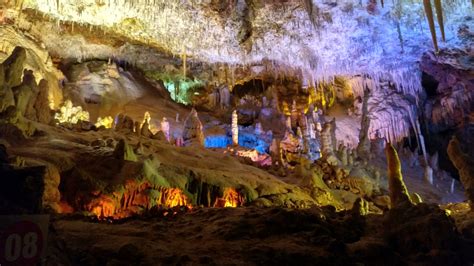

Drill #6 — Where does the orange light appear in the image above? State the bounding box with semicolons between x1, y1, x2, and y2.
85;186;192;220
160;188;190;208
214;188;244;208
87;195;117;219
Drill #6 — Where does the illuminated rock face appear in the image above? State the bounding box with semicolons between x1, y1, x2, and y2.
54;100;90;124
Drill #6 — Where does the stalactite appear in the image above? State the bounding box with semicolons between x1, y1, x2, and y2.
423;0;439;52
396;21;404;53
434;0;445;42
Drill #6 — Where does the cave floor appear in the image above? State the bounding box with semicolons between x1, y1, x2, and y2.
46;204;474;266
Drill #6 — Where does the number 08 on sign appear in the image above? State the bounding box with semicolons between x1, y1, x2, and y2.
0;215;49;266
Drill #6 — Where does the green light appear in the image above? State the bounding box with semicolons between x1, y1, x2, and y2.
163;79;204;105
145;71;204;105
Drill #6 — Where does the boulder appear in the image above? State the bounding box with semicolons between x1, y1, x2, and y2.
447;136;474;211
384;203;467;264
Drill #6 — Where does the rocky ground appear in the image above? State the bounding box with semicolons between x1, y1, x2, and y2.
45;204;474;266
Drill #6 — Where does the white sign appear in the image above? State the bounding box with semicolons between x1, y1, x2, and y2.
0;215;49;266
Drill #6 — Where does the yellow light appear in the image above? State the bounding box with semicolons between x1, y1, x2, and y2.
95;116;114;128
54;100;90;124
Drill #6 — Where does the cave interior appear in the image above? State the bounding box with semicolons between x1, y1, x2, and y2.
0;0;474;265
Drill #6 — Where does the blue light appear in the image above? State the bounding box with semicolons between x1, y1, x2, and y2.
203;132;270;154
204;135;231;148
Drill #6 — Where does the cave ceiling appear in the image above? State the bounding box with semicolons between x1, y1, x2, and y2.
1;0;472;90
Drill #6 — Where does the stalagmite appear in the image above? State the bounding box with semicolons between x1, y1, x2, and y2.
357;87;371;160
232;110;239;146
290;100;298;131
270;138;280;167
338;146;348;166
329;118;337;152
219;86;230;109
296;127;303;139
161;117;170;142
285;116;292;131
13;70;35;118
141;120;153;138
34;80;52;124
385;143;412;207
423;0;439;52
134;121;141;135
321;120;340;166
115;114;135;133
309;122;316;139
182;49;187;78
255;122;262;135
182;108;204;146
140;112;153;138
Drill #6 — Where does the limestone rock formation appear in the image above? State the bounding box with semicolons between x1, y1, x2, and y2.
115;114;135;134
232;110;239;146
33;79;52;123
447;136;474;210
356;87;371;160
351;197;370;216
385;143;412;207
183;108;204;146
113;139;138;162
140;120;153;138
161;117;170;142
13;69;35;117
280;130;303;168
3;46;26;88
43;164;61;212
321;119;340;166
